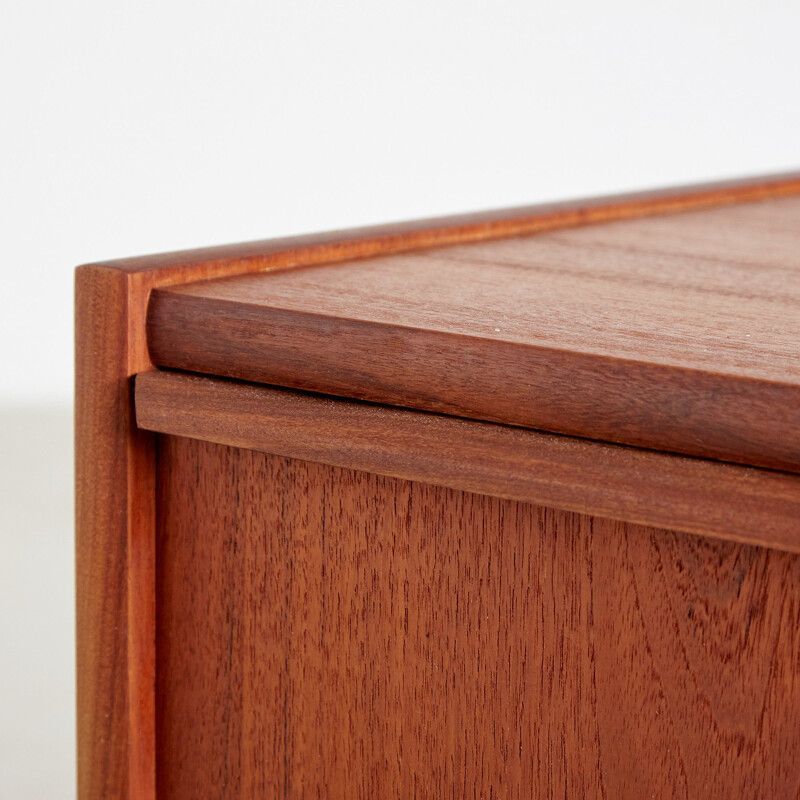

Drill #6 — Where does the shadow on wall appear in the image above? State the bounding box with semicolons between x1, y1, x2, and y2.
0;407;76;800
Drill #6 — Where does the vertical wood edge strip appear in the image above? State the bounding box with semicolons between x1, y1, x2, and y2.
75;266;156;800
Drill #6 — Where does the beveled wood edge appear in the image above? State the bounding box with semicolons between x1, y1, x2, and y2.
82;170;800;378
146;295;800;475
90;169;800;276
74;169;800;387
135;370;800;555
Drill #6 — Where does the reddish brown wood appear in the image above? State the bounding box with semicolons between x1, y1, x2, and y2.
147;193;800;473
75;267;156;800
135;370;800;553
101;169;800;276
78;171;800;799
88;169;800;375
156;435;800;799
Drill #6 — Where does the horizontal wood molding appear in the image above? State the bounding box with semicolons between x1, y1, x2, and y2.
96;170;800;277
135;370;800;554
147;188;800;474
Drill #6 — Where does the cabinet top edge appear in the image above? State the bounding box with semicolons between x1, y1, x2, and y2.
79;169;800;277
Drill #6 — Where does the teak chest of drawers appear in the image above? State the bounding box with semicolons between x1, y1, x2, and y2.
76;172;800;799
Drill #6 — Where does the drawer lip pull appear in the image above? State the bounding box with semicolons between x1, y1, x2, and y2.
136;369;800;555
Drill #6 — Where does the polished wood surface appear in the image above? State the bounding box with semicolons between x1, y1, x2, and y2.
148;193;800;473
88;170;800;375
156;435;800;799
93;169;800;274
75;267;156;800
79;171;800;799
136;370;800;553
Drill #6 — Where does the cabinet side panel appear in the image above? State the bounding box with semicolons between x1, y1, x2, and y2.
156;436;800;799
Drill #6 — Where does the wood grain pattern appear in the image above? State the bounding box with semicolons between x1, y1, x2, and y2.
147;193;800;473
79;171;800;799
156;435;800;799
135;370;800;553
92;170;800;375
75;267;156;800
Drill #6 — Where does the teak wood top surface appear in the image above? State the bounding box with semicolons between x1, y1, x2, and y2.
148;190;800;472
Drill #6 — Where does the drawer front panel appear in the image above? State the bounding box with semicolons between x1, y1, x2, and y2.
156;435;800;799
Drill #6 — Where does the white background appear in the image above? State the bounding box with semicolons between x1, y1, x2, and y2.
1;1;799;796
